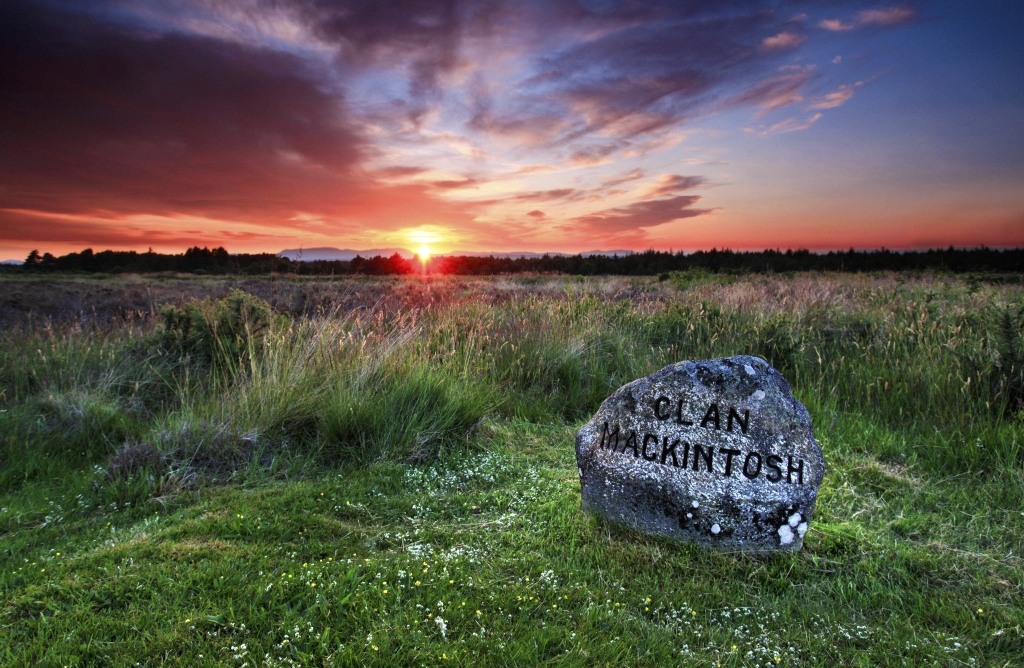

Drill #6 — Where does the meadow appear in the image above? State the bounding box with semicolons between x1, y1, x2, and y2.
1;271;1022;667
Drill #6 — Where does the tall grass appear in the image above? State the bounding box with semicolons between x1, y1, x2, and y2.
1;273;1021;500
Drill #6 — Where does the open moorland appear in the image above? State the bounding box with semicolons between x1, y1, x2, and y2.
1;272;1023;666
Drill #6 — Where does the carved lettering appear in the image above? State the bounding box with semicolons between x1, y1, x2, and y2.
599;405;802;485
600;422;620;451
676;398;693;426
742;451;762;479
720;448;741;476
727;407;749;434
700;403;720;430
660;437;680;467
787;456;804;485
624;431;639;457
693;444;714;472
642;434;659;461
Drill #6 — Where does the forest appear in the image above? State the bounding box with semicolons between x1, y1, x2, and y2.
13;245;1024;276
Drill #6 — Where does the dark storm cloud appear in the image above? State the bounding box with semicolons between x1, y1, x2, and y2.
0;0;355;215
0;0;477;236
282;0;494;121
569;195;712;233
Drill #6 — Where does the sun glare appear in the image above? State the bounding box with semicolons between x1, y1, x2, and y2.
418;246;431;261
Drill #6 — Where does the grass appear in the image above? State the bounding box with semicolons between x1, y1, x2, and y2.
1;271;1023;666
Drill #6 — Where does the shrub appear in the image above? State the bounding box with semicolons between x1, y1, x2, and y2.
158;289;275;366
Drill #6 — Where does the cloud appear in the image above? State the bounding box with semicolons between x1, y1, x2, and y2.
734;68;814;117
819;19;854;31
644;175;707;198
376;165;429;179
0;1;364;219
600;168;645;189
0;0;480;237
761;32;806;50
527;210;546;218
428;178;483;190
566;144;621;167
478;188;584;205
763;113;823;135
283;0;498;121
832;55;842;64
858;7;915;26
570;195;712;232
0;209;285;247
819;6;914;33
808;85;857;110
462;2;826;150
1;0;907;252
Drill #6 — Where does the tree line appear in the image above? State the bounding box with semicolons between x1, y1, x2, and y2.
12;245;1024;276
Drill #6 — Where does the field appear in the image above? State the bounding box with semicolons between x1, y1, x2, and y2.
1;272;1023;667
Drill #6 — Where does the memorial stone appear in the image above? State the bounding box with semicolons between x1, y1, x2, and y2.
576;355;824;551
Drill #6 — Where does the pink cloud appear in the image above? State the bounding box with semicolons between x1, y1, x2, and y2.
763;113;823;135
569;195;712;232
808;85;856;110
858;7;915;26
735;69;814;117
819;19;854;31
761;32;806;50
643;174;707;198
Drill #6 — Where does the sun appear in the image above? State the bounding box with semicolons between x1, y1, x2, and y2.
418;245;432;261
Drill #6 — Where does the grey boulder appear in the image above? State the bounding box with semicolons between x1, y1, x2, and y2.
576;356;824;551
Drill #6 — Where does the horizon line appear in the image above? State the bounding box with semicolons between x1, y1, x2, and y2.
5;244;1024;264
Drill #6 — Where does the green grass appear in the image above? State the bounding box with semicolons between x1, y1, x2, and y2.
1;272;1023;666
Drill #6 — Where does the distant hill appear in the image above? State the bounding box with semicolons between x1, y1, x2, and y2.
278;248;635;261
277;247;415;261
441;250;635;259
1;259;24;265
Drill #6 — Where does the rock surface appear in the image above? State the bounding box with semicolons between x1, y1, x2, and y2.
576;356;824;551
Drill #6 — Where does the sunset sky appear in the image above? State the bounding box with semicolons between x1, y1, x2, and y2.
1;0;1022;258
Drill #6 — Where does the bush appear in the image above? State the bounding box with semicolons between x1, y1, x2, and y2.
158;290;275;366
